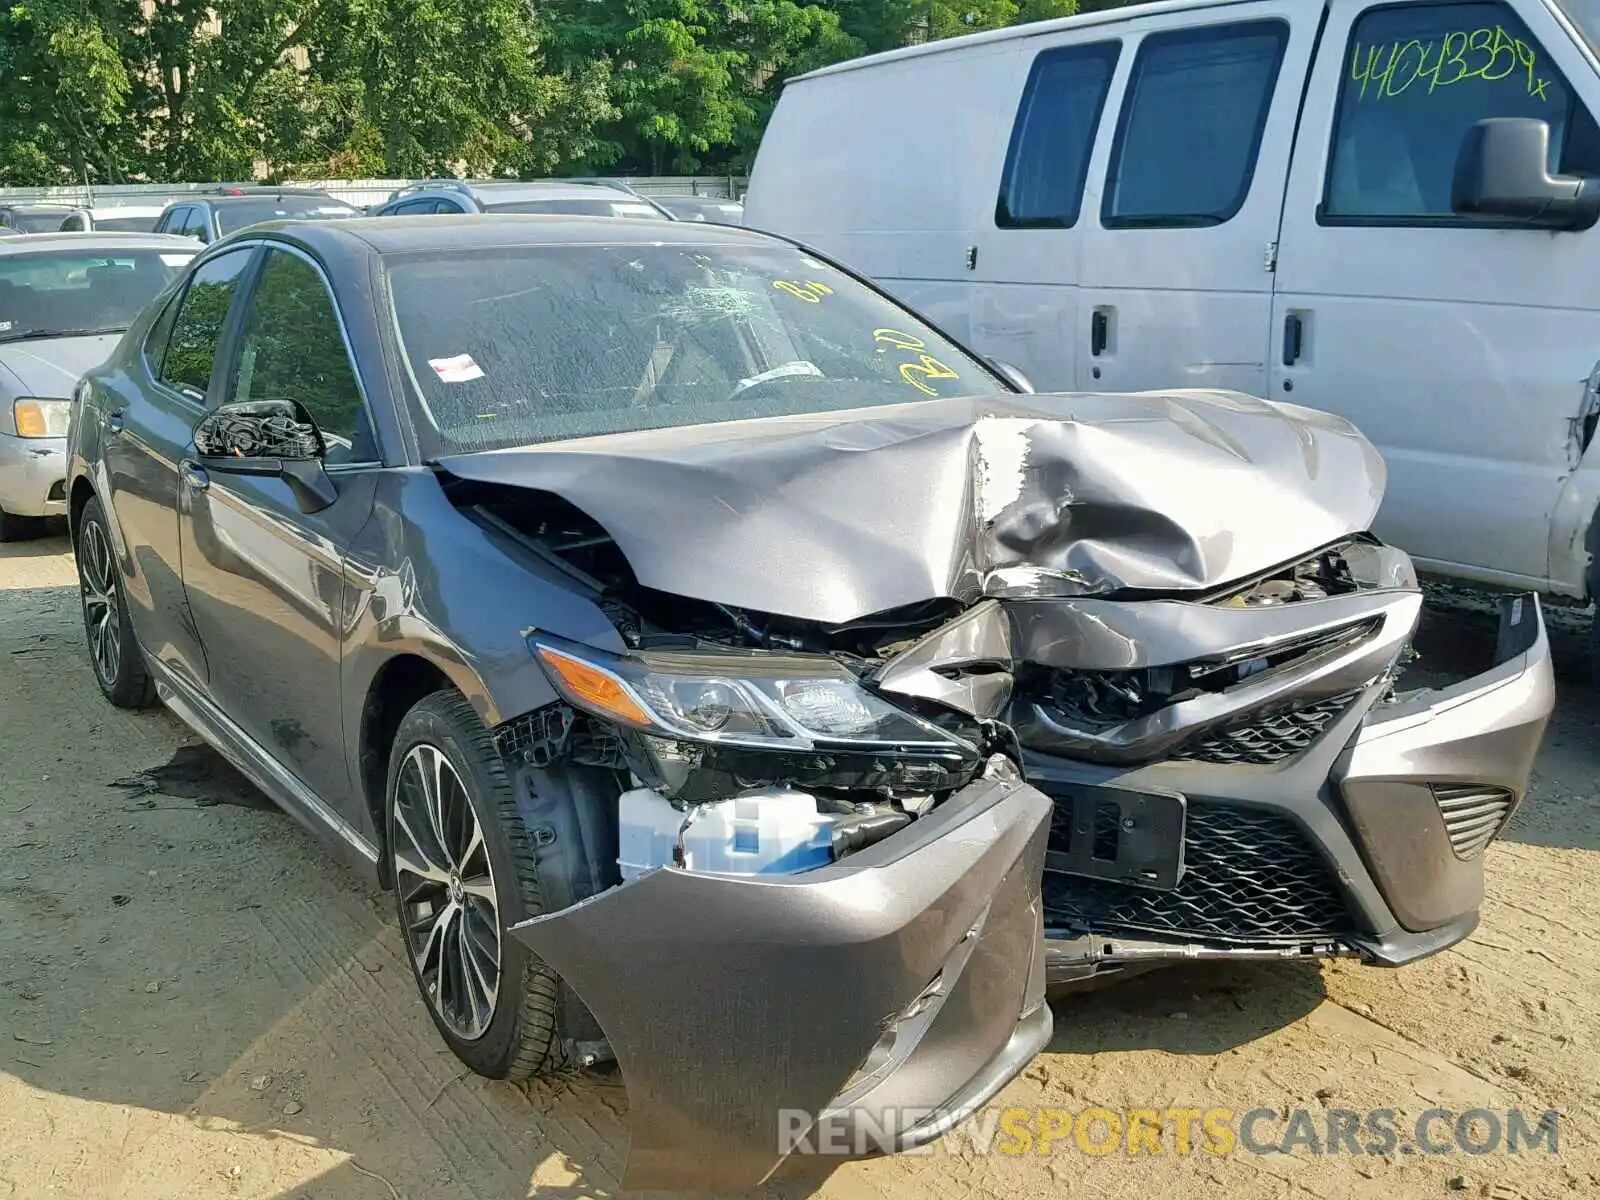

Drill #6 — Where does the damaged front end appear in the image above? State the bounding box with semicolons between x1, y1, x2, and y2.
452;391;1552;1190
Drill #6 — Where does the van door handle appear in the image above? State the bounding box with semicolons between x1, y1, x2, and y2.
1282;313;1304;366
105;409;125;434
1090;309;1109;357
179;460;209;491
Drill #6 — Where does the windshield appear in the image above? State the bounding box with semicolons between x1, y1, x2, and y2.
215;198;361;234
386;243;1002;455
9;210;79;233
0;249;194;342
485;198;665;219
1557;0;1600;51
93;214;159;232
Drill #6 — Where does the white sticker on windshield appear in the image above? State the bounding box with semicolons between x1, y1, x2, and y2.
429;353;485;383
160;254;195;266
0;321;11;332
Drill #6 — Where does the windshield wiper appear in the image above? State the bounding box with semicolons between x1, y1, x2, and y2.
0;325;127;343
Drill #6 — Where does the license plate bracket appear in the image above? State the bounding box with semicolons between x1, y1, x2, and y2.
1042;785;1187;890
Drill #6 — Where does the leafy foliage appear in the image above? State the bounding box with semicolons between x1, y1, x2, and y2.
0;0;1097;184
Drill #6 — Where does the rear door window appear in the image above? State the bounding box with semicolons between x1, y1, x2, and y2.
996;41;1121;228
1103;20;1290;226
158;249;254;399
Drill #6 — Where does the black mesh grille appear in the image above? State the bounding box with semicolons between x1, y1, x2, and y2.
1170;692;1359;766
1042;800;1356;944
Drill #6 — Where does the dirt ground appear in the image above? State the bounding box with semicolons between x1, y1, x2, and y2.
2;533;1597;1200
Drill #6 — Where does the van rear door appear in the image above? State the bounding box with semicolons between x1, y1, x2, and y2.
1269;0;1600;591
1073;2;1318;395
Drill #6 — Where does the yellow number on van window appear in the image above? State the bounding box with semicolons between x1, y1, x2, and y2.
900;354;960;395
773;280;834;302
873;328;926;351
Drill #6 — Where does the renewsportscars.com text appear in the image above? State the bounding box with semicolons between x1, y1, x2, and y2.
780;1106;1561;1159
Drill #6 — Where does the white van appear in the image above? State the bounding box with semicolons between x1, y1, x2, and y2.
745;0;1600;641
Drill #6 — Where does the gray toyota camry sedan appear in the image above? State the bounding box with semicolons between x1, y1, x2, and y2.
65;215;1552;1188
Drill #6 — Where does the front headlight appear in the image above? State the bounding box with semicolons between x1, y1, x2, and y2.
534;641;968;751
13;397;71;438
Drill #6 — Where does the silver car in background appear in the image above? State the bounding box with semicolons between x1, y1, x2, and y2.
0;233;197;539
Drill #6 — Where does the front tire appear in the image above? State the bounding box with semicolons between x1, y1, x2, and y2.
76;495;155;708
386;689;565;1080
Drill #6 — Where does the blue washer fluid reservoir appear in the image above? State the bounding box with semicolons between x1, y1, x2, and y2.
617;786;839;879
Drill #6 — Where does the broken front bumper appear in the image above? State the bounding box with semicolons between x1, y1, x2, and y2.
508;764;1054;1192
1033;593;1553;984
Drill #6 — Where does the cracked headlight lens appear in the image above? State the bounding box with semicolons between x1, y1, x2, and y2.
534;641;967;750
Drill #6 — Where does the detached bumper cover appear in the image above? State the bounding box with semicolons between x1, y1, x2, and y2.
508;765;1053;1192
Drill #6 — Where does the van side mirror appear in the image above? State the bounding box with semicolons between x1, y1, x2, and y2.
1452;117;1600;230
985;357;1035;393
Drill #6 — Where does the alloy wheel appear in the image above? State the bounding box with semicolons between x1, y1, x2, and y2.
393;744;502;1041
79;520;122;686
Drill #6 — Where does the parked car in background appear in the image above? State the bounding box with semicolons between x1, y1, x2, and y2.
152;189;361;244
0;232;197;539
0;204;93;234
746;0;1600;665
653;195;745;224
372;179;673;219
90;204;172;233
65;213;1551;1186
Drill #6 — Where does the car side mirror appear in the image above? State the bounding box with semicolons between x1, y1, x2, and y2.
985;357;1035;394
1452;117;1600;230
193;399;338;514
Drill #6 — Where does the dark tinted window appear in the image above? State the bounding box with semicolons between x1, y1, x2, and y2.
996;41;1121;228
213;197;360;235
1323;1;1600;219
179;207;212;241
8;209;82;233
1104;21;1288;226
94;214;159;232
229;249;368;462
159;249;253;398
154;206;186;234
485;198;665;218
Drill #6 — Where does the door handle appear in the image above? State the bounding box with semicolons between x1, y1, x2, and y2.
179;460;209;491
105;409;125;434
1282;313;1305;367
1090;309;1109;357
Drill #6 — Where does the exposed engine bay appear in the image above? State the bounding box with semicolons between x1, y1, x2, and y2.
435;392;1548;984
460;478;1416;880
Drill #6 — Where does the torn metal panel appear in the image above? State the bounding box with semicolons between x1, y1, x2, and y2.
507;763;1052;1192
1005;587;1421;672
873;597;1014;718
438;389;1385;624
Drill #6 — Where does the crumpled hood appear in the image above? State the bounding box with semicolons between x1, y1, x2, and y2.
438;389;1386;624
0;334;120;399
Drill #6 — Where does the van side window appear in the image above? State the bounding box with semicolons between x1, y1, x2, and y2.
1103;21;1289;227
995;42;1121;228
1322;1;1600;221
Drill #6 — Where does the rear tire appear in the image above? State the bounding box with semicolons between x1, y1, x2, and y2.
386;689;566;1080
76;495;155;708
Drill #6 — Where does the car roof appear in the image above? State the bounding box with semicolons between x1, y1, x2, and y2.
162;192;352;210
0;232;201;254
405;181;644;204
257;212;778;258
0;203;85;213
792;0;1253;80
